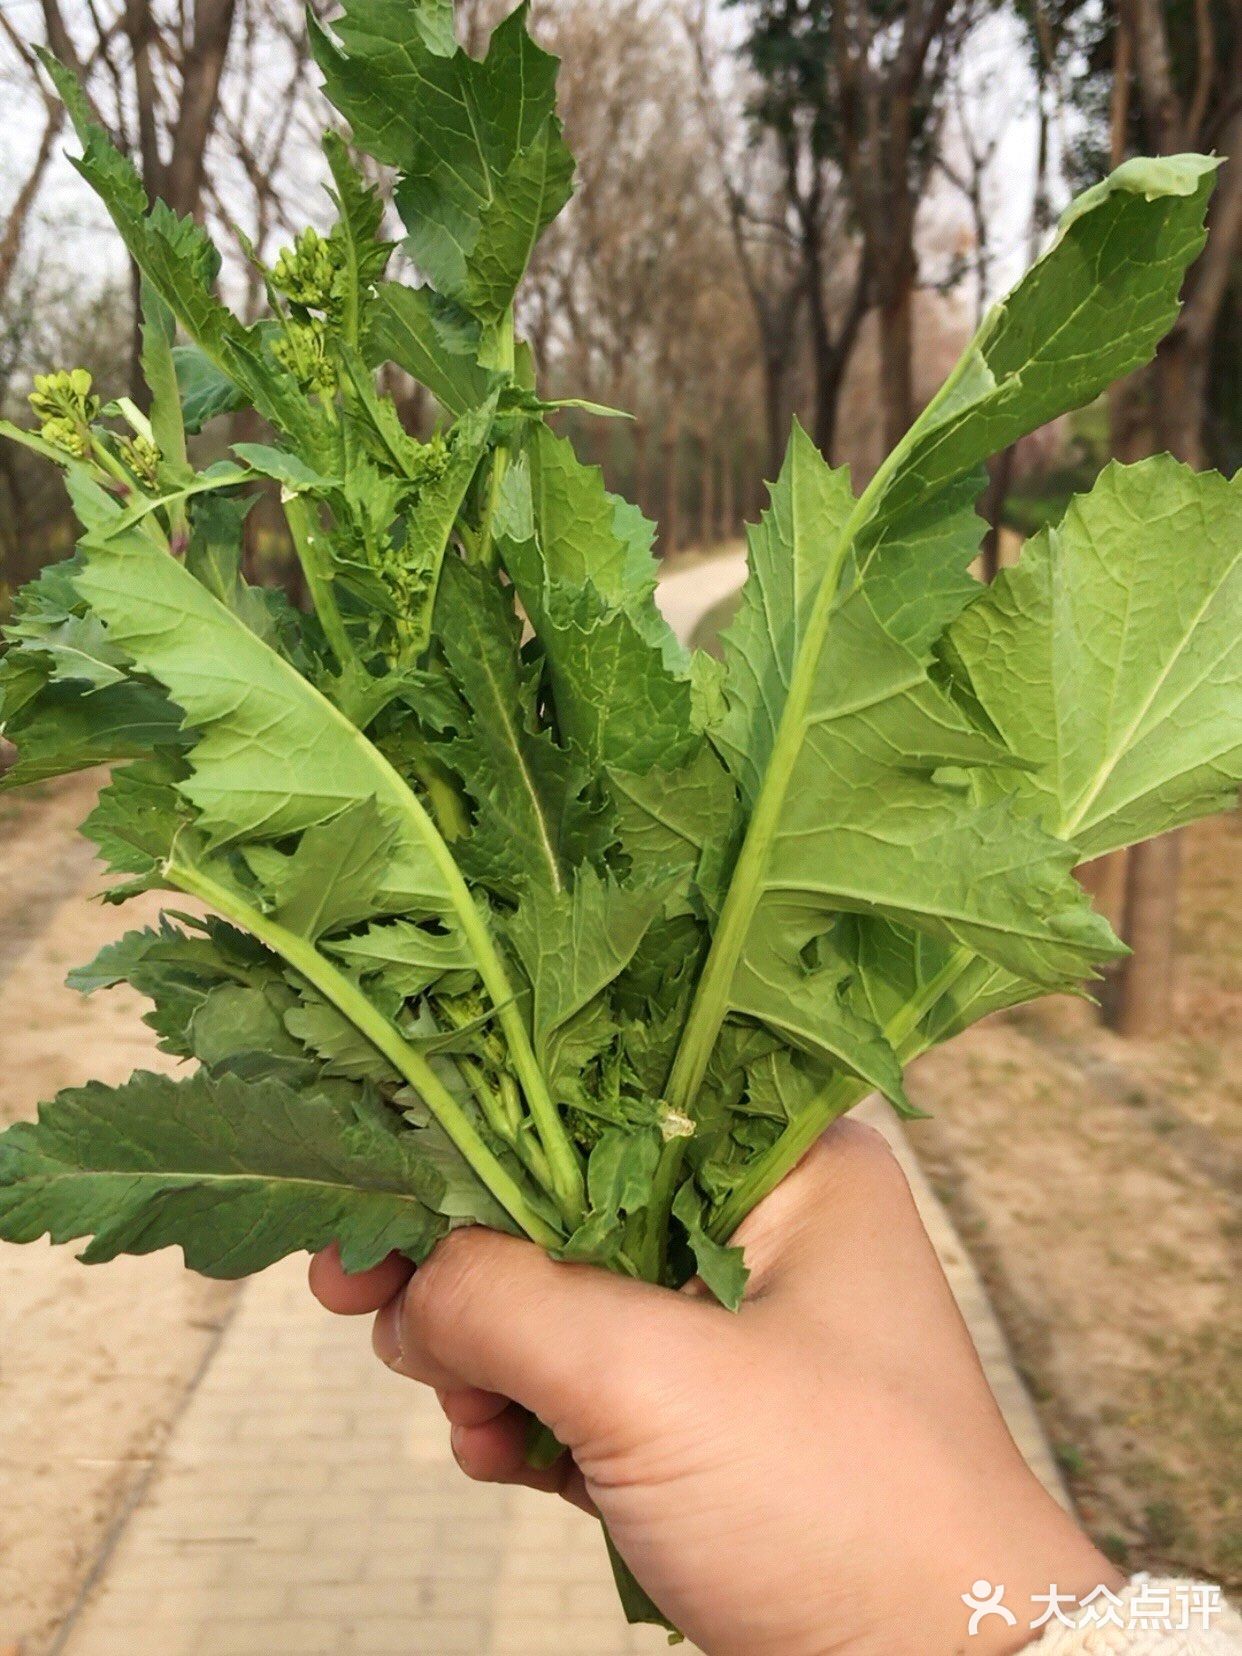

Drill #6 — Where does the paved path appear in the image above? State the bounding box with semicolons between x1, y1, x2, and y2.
54;555;1064;1656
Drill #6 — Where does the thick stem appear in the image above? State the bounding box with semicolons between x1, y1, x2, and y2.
166;856;564;1249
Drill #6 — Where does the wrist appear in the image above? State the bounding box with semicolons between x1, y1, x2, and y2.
927;1479;1126;1656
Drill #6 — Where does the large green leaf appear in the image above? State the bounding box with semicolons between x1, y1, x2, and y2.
944;458;1242;858
665;158;1216;1119
0;1070;451;1275
72;508;453;873
719;430;1112;976
311;0;574;321
865;155;1218;539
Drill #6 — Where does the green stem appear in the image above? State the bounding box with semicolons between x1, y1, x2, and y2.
655;355;985;1262
165;856;564;1250
639;1133;689;1283
705;945;978;1243
282;493;357;675
474;310;516;572
442;1020;556;1194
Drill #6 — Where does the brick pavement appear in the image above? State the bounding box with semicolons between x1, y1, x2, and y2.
57;1254;688;1656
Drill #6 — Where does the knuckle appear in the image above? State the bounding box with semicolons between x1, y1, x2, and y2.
830;1117;908;1186
400;1227;491;1356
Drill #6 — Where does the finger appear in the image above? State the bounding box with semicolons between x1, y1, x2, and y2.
449;1409;596;1514
308;1245;414;1315
382;1226;721;1451
436;1385;511;1429
373;1294;462;1392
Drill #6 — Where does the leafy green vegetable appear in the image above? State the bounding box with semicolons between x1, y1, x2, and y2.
1;5;1238;1636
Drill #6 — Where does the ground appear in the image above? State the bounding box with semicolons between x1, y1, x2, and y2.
0;776;236;1655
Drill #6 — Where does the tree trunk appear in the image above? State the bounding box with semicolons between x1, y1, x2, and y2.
876;278;914;449
633;418;651;524
761;346;788;481
698;434;716;549
1078;849;1131;936
1153;330;1207;468
719;443;735;541
812;351;845;466
1112;833;1182;1037
979;446;1016;580
661;408;683;557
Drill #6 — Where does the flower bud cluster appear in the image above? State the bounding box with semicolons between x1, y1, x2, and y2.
270;227;340;313
28;368;99;457
119;434;162;486
273;318;338;397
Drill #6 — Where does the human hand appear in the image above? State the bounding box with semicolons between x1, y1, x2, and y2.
309;1120;1121;1655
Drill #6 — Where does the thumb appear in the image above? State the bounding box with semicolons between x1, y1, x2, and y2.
376;1227;718;1451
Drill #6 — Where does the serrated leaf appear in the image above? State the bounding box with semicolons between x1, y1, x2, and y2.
312;1;573;320
324;917;477;999
81;754;190;886
369;283;494;415
174;343;247;431
0;1070;449;1275
435;555;599;898
507;869;669;1092
728;904;909;1110
0;675;182;791
244;797;406;940
943;458;1242;858
322;129;394;352
715;428;1116;987
609;746;739;920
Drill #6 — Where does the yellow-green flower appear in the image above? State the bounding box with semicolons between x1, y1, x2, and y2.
273;317;338;397
28;368;100;455
119;434;162;486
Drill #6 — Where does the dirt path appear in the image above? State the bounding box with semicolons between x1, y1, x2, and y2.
905;813;1240;1587
0;778;236;1656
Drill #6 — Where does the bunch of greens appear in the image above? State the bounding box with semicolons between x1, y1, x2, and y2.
0;0;1238;1629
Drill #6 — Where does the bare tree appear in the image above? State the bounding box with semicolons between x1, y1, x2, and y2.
0;0;322;396
832;0;977;446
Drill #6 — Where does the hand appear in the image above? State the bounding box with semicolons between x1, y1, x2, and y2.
309;1120;1121;1656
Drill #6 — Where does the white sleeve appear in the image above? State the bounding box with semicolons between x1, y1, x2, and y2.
1025;1576;1242;1654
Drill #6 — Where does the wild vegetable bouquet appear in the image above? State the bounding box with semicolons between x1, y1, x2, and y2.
0;0;1239;1630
